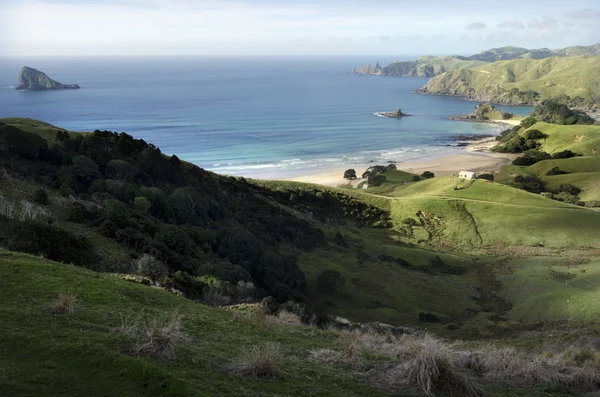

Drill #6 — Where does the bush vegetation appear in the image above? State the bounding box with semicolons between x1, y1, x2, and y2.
0;123;392;303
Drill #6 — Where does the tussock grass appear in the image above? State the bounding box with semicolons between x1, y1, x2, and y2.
112;314;139;336
226;342;284;379
48;293;76;313
266;310;302;326
134;312;185;359
314;330;600;396
376;334;482;397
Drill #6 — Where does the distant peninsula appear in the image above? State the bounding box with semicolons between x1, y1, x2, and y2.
376;108;411;119
16;66;80;91
351;43;600;78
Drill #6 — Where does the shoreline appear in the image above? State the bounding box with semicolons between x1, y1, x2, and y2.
269;138;515;187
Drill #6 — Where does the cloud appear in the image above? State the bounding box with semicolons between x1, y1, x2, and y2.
497;20;526;30
466;22;487;29
563;9;600;19
528;16;559;31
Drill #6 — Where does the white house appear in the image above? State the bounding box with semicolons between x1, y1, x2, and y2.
459;171;476;180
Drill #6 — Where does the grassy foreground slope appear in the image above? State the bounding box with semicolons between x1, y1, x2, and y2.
416;55;600;107
6;250;600;397
0;250;385;397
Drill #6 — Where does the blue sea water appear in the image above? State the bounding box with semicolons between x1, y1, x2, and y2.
0;57;532;178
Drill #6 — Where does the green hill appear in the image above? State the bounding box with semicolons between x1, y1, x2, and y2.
352;43;600;77
529;122;600;156
416;55;600;108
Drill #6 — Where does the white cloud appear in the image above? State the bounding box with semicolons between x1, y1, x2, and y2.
563;9;600;19
1;0;599;56
466;22;487;29
497;20;526;29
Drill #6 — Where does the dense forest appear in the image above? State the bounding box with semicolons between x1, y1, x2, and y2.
0;122;390;304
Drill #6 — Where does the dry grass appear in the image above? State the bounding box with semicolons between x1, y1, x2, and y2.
312;330;600;396
266;310;302;326
112;314;139;337
481;347;598;390
48;293;76;313
134;312;185;359
226;342;284;379
377;334;482;397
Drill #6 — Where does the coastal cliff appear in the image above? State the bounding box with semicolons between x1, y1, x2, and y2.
16;66;80;91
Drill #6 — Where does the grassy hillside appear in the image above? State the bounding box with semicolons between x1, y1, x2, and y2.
7;250;600;396
417;55;600;107
530;122;600;156
352;43;600;77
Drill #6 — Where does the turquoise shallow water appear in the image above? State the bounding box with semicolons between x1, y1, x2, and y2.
0;57;532;178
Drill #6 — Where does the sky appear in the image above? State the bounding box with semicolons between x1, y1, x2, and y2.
2;0;600;56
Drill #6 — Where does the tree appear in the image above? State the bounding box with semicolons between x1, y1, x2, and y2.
317;270;345;292
421;171;434;179
513;175;545;193
368;174;386;187
343;169;357;179
105;159;137;180
520;116;537;129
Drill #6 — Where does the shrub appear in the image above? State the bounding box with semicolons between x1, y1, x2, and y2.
411;175;421;182
585;200;600;208
343;169;357;179
520;116;537;129
136;254;167;280
553;150;577;159
226;342;284;379
368;174;386;187
512;156;538;166
476;173;494;181
558;184;582;196
546;167;569;176
49;293;76;313
203;287;231;307
402;218;419;227
32;188;49;205
318;270;345;292
236;280;256;302
513;175;545;194
134;312;185;359
421;171;434;179
267;310;302;326
523;129;547;140
554;192;582;205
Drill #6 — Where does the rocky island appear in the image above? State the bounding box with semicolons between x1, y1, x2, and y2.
376;108;411;119
16;66;80;91
448;104;516;123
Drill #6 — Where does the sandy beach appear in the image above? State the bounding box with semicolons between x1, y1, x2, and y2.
278;137;515;187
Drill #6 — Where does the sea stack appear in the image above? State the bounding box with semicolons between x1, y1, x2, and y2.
16;66;80;91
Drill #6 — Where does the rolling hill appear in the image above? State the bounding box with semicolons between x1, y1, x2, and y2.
416;55;600;107
351;43;600;78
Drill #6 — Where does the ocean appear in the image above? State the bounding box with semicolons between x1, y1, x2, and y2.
0;57;532;178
